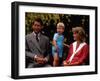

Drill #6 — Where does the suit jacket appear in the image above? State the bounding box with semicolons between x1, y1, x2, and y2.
25;32;50;67
66;42;89;65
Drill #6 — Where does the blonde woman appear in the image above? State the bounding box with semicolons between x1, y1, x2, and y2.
63;27;89;66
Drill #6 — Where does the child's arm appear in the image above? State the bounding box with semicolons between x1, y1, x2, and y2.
52;33;59;51
63;43;70;48
52;39;58;50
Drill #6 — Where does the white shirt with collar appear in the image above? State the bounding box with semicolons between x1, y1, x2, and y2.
33;31;41;41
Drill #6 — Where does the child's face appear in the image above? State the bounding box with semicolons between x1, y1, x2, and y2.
57;26;64;34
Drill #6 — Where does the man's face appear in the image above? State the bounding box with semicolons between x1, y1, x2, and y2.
32;21;42;33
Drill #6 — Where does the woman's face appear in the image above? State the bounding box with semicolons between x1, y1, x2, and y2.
73;32;80;41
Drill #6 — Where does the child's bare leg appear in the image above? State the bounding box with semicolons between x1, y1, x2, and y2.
53;53;59;66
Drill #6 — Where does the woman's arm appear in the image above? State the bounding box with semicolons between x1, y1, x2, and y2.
63;43;70;48
75;44;89;65
63;61;80;66
63;44;89;66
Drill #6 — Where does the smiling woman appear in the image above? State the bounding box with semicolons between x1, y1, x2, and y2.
72;27;86;42
63;27;89;66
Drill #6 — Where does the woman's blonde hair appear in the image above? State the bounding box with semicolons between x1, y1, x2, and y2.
57;22;65;29
72;27;86;42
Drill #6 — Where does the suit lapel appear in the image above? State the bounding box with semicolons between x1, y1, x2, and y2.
31;33;42;54
39;34;44;53
39;35;43;46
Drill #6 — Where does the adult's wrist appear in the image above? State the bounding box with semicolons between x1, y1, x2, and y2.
34;55;37;60
44;57;48;62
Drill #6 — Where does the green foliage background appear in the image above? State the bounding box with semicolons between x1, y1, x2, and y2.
25;12;89;60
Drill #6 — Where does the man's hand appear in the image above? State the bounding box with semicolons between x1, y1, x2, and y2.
34;55;47;64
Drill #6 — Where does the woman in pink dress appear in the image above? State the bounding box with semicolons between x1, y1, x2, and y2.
63;27;89;66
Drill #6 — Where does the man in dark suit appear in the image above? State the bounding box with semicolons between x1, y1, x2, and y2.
26;18;51;68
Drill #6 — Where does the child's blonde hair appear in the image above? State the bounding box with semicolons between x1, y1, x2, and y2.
57;22;65;29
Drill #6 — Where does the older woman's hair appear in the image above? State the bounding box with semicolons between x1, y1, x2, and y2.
72;27;86;42
57;22;65;29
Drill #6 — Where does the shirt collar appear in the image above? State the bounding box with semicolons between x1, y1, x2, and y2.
32;31;41;37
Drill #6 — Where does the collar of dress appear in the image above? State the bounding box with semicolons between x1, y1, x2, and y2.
68;41;86;62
